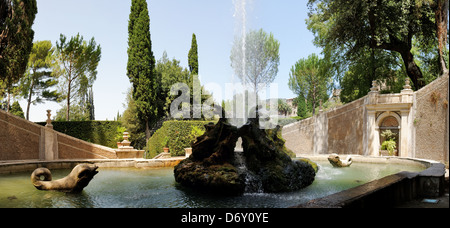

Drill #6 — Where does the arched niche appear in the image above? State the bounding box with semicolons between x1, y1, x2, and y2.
376;112;401;156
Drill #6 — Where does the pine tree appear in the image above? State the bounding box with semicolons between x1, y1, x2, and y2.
127;0;157;139
56;33;101;121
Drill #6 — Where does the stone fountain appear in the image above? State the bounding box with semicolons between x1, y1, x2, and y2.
173;115;317;196
115;132;144;159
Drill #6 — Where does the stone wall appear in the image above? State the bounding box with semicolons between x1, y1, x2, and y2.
413;74;449;163
283;117;314;155
0;110;41;160
326;98;366;155
0;109;118;161
283;97;366;156
283;74;449;165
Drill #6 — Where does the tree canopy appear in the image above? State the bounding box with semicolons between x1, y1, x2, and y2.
230;28;280;93
307;0;449;95
288;53;331;116
0;0;37;111
19;40;61;120
0;0;37;87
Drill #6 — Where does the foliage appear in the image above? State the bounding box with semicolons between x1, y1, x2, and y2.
36;120;122;149
288;53;331;116
277;99;292;116
162;136;170;148
307;0;448;92
19;40;62;120
127;0;158;139
339;49;408;103
54;102;92;122
381;130;397;156
381;140;397;156
146;120;215;158
189;125;205;144
10;100;24;118
155;51;190;116
295;96;309;119
114;126;127;143
381;129;397;141
55;33;101;121
230;28;280;93
0;0;37;91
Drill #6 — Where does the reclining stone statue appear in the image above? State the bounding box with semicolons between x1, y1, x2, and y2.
31;164;98;193
328;154;353;167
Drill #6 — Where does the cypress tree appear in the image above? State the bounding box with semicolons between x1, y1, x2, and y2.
127;0;156;139
0;0;37;111
188;33;198;75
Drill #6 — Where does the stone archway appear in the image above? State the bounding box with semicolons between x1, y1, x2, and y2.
366;79;413;157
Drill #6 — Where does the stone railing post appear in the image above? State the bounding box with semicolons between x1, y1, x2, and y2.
45;110;53;129
401;78;413;103
368;80;379;104
40;110;58;160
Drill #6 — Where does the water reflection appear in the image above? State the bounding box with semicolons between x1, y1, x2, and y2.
0;162;425;208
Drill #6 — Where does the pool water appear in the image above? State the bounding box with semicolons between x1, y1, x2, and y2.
0;161;425;208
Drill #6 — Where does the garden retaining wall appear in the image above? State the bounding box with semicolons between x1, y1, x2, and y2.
283;74;449;165
0;110;118;160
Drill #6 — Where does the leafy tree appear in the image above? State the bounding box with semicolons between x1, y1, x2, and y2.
307;0;447;90
338;48;407;103
288;54;331;116
55;33;101;121
0;0;37;110
155;51;190;116
230;28;280;93
127;0;157;140
19;40;62;120
54;103;90;121
278;99;292;117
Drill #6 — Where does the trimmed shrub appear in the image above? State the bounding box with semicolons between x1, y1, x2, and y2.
36;121;123;148
147;120;216;158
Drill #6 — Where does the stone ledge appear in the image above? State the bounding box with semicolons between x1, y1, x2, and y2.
292;156;446;208
0;157;185;174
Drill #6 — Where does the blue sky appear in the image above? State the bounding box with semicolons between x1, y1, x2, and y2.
23;0;321;122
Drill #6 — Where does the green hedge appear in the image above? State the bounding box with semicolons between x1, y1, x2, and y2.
147;120;216;158
36;121;123;148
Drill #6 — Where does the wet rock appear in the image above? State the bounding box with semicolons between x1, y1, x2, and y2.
174;116;317;195
174;118;245;195
239;118;316;193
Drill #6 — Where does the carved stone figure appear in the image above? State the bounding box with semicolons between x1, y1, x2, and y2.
328;154;353;167
31;164;98;193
